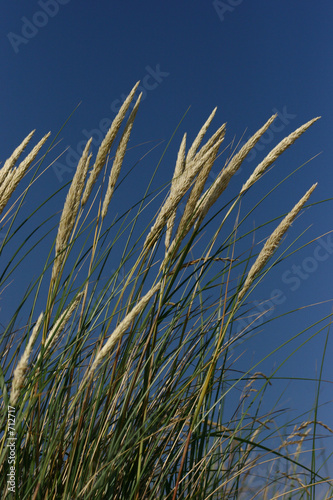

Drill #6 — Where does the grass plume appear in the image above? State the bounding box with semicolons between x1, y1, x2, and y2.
0;94;331;500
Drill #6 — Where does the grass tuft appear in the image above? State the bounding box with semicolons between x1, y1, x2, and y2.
0;85;331;499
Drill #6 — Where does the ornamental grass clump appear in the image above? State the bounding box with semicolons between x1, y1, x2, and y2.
0;83;332;499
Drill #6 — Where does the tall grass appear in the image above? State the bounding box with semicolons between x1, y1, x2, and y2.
0;82;332;499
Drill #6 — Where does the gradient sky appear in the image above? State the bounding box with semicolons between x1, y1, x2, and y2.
1;0;333;466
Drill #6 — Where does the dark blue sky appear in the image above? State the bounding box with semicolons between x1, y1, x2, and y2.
1;1;333;451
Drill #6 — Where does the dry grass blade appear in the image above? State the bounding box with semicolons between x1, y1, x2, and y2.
81;81;140;206
101;93;142;220
166;257;236;275
240;117;321;194
237;183;317;303
10;312;44;405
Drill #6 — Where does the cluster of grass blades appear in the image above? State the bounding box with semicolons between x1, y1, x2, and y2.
0;81;332;499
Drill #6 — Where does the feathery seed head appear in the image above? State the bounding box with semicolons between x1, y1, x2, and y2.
10;312;44;405
101;93;142;219
82;283;161;385
51;139;92;284
165;133;187;250
0;132;50;217
195;114;277;224
55;138;92;255
193;123;226;163
186;107;217;163
81;81;140;206
174;126;226;244
145;131;224;250
0;130;35;187
173;133;187;185
240;116;321;194
237;183;317;303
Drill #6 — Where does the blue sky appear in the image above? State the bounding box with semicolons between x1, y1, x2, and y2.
1;0;333;462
